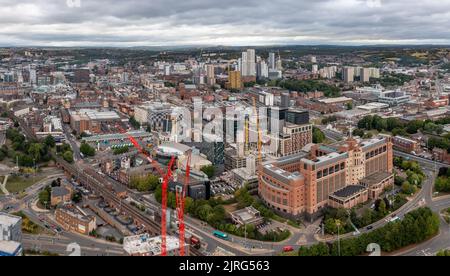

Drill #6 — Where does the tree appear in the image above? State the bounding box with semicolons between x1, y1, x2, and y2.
80;143;96;157
352;129;365;137
72;192;82;203
378;200;387;217
313;127;326;144
63;151;74;163
324;218;338;235
38;186;51;208
44;135;56;148
129;117;141;129
201;165;215;179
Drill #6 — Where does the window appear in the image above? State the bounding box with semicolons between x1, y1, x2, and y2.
341;163;345;170
323;168;329;177
317;171;323;179
329;166;334;174
335;164;340;172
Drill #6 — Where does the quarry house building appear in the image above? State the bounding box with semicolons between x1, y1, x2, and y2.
258;135;394;221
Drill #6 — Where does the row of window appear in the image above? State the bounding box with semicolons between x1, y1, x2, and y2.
317;163;346;179
365;146;387;160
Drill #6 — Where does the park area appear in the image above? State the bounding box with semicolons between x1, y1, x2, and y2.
5;175;45;194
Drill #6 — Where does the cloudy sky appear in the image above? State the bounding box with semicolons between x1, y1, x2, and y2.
1;0;450;47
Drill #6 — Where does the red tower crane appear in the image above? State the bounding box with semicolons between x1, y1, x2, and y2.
175;150;192;256
161;156;176;256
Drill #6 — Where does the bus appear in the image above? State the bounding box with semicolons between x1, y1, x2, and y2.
213;231;229;240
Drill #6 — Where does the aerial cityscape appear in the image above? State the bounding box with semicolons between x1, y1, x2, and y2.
1;0;450;261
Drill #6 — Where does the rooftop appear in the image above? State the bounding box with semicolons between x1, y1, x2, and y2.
123;234;180;256
0;212;21;226
331;185;367;199
361;171;394;186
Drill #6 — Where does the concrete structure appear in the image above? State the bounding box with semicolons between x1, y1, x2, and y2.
123;234;189;256
230;207;264;226
0;241;22;256
259;136;393;220
378;90;411;106
0;213;22;242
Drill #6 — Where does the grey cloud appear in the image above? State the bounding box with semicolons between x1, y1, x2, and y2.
0;0;450;46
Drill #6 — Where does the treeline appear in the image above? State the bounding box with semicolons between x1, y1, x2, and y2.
269;79;341;98
357;115;448;139
370;73;415;87
435;167;450;193
298;207;440;256
393;157;425;195
5;128;56;167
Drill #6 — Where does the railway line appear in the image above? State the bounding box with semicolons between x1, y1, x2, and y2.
13;114;203;256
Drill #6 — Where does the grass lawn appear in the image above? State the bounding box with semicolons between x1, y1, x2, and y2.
5;175;45;194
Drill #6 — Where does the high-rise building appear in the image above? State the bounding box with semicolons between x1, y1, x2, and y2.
311;56;317;63
369;68;381;79
205;64;216;86
361;68;371;83
29;65;37;85
241;49;256;77
257;60;269;79
269;52;276;70
343;67;355;83
312;64;319;74
227;71;243;90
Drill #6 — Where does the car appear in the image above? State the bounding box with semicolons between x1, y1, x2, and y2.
366;226;373;230
283;246;294;253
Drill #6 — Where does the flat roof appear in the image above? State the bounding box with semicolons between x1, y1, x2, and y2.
123;234;180;256
331;185;367;199
0;241;21;255
318;97;352;104
361;171;394;186
0;213;21;226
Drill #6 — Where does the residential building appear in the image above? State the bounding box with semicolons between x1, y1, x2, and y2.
227;71;243;90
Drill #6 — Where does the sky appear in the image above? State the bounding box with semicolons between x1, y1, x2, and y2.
1;0;450;47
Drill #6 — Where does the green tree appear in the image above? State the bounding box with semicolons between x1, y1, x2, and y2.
44;135;56;148
63;151;74;163
80;142;96;157
201;165;216;179
313;127;326;144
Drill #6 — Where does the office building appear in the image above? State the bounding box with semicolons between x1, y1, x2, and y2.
55;205;97;235
0;213;22;242
259;136;394;221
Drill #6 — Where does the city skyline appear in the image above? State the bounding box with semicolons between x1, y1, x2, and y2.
1;0;450;47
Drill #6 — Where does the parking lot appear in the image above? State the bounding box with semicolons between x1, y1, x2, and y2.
210;181;236;197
